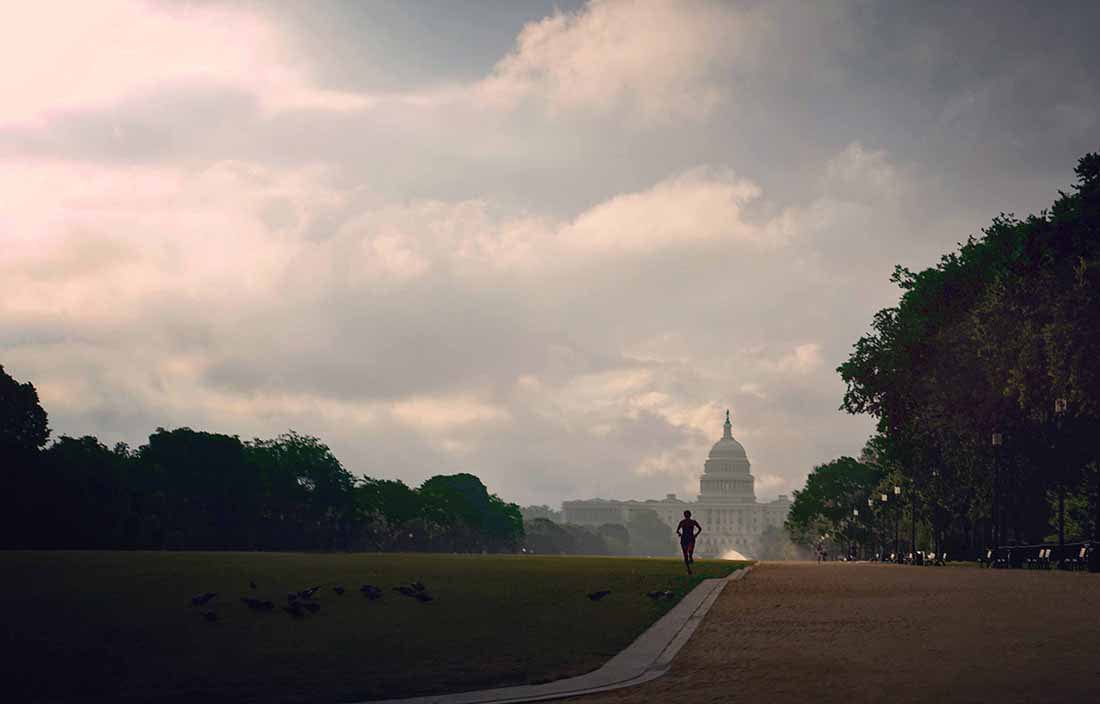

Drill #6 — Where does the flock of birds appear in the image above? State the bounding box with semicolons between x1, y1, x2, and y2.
189;578;435;622
191;581;679;621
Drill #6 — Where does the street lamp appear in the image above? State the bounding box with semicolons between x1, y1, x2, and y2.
1054;398;1068;548
893;486;902;563
992;432;1002;548
931;468;940;556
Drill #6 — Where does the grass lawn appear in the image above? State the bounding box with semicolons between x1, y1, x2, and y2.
2;551;745;703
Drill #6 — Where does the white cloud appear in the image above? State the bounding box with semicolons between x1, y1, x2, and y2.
391;395;511;433
823;142;905;204
0;0;368;128
767;343;825;376
476;0;745;123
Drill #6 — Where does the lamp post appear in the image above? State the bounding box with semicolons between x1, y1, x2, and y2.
880;492;889;560
911;486;918;563
1054;398;1068;549
868;498;875;559
931;468;940;556
894;485;902;563
852;508;860;560
992;432;1002;548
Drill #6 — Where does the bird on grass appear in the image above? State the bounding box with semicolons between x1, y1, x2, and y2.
410;580;426;592
333;585;345;596
283;602;305;618
587;590;611;601
241;596;276;611
303;602;321;614
646;590;675;601
249;580;257;590
203;611;218;622
393;585;417;597
287;593;300;603
191;592;217;606
360;584;382;600
413;592;434;603
297;586;322;600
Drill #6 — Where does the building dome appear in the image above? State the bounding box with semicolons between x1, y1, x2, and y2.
709;436;748;460
699;410;755;503
706;409;749;462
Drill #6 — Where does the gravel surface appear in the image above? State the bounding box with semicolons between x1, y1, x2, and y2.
563;561;1100;704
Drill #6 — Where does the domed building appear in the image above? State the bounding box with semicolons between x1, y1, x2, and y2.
562;410;790;558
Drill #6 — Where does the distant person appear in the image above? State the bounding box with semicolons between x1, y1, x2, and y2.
676;510;702;574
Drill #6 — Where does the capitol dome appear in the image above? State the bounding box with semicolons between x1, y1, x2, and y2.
709;435;748;460
699;410;755;502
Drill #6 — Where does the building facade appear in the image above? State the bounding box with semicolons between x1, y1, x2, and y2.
562;411;790;558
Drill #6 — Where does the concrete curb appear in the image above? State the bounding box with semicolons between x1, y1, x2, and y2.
359;564;754;704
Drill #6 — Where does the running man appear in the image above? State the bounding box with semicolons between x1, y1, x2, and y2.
676;510;702;574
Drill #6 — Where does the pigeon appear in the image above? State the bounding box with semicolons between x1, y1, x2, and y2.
394;585;417;597
241;596;275;611
333;586;345;596
413;592;434;603
203;610;218;622
287;593;300;603
303;602;321;614
410;580;426;592
249;580;257;590
645;590;663;600
586;590;611;601
297;586;322;600
360;584;382;600
191;592;217;606
283;603;304;618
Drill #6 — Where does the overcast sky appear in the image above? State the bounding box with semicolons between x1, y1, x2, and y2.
3;0;1099;507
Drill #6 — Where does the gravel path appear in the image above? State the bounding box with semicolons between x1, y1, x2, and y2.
562;561;1100;704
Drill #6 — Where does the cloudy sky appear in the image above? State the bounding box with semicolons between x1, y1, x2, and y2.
3;0;1099;507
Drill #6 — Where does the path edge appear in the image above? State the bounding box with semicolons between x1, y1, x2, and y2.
358;563;754;704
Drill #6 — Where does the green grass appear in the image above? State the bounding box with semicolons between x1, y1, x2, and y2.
2;551;745;703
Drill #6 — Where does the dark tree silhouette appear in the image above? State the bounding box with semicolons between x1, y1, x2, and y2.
0;364;49;454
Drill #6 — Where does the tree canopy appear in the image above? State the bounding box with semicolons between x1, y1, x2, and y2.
0;366;525;552
834;152;1100;554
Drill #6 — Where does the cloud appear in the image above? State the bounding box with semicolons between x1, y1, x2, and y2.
476;0;745;123
391;395;511;433
823;142;905;204
9;0;1087;513
0;0;368;128
766;343;825;376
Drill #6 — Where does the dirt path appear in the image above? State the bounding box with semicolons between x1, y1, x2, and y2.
563;562;1100;704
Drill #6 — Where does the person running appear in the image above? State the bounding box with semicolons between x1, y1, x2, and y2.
676;510;702;574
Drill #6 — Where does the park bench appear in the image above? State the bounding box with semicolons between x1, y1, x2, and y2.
1025;547;1051;569
991;547;1012;569
1059;544;1089;571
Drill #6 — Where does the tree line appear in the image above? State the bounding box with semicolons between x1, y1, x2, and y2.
521;510;676;557
788;152;1100;558
0;367;522;552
